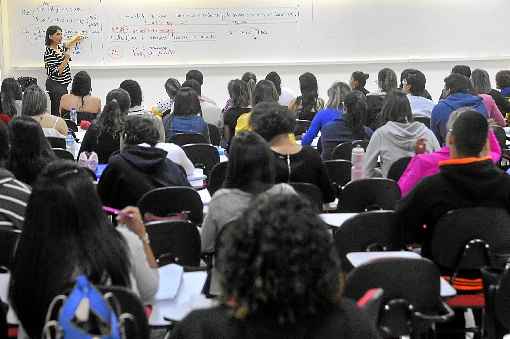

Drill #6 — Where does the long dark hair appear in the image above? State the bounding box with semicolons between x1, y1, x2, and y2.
71;71;92;109
224;132;275;194
299;72;319;113
7;116;55;185
96;89;130;139
173;87;202;116
9;160;131;338
227;79;250;109
344;91;368;139
253;80;278;106
380;90;413;124
1;78;22;118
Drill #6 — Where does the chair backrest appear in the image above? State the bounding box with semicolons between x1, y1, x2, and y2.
145;220;201;267
137;186;204;225
323;159;351;190
0;228;21;270
495;268;510;331
430;207;510;271
207;124;221;146
289;182;323;211
52;148;75;161
333;210;402;272
331;140;369;161
181;143;220;176
387;157;412;182
207;161;228;195
169;133;207;146
294;119;311;137
338;178;401;212
64;119;78;132
47;137;66;149
413;115;431;128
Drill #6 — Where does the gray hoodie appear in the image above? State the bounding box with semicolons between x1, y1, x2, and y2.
364;121;440;178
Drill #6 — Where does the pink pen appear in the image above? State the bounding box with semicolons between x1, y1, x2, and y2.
102;206;133;218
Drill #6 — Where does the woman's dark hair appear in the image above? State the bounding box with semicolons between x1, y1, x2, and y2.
378;68;398;93
173;87;202;116
1;78;22;118
224;132;275;194
495;70;510;89
21;84;47;116
186;69;204;86
241;72;257;83
182;79;202;96
380;90;413;124
123;115;160;146
253;80;278;106
265;72;282;96
351;71;369;89
217;194;342;324
165;78;181;99
242;72;257;107
45;25;62;46
250;102;295;142
119;79;142;107
326;82;351;110
7;116;55;185
471;69;492;95
227;79;250;109
9;160;131;338
96;89;130;139
71;71;92;108
298;72;319;114
344;91;368;139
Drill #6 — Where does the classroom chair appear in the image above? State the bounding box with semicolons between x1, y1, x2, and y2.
207;161;228;196
289;182;323;211
333;210;402;272
46;136;66;149
323;159;351;195
293;119;311;139
0;228;21;271
52;148;75;161
137;186;204;225
145;220;201;267
337;178;401;212
387;156;412;182
482;266;510;339
207;123;221;146
168;133;208;146
343;257;454;338
182;143;220;176
330;139;369;161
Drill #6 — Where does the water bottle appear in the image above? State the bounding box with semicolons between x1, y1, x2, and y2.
351;145;365;182
66;132;76;158
70;107;77;124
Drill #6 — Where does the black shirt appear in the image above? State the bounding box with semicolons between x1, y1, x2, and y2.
79;124;120;164
273;146;335;202
44;46;72;85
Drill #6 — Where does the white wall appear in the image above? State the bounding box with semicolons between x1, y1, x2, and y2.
5;59;510;111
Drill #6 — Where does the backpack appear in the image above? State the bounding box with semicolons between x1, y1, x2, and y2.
43;275;126;339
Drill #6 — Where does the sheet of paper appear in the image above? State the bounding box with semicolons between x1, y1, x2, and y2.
154;264;184;300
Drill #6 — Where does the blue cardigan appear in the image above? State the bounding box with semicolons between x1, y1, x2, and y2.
301;107;342;145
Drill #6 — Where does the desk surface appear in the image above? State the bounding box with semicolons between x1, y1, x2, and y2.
346;251;457;297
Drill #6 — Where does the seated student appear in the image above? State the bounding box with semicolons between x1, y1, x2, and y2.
171;194;380;339
0;121;31;229
321;91;373;160
431;73;487;145
471;69;506;127
399;69;433;100
222;79;251;147
21;84;67;138
265;71;295;106
301;81;351;146
397;110;510;255
79;88;130;164
364;90;439;178
154;77;181;116
495;70;510;118
398;107;502;196
366;68;398;130
350;71;370;96
288;72;325;121
402;70;435;117
181;79;222;127
163;87;210;142
8;116;56;185
59;71;101;120
120;79;165;141
10;160;159;339
251;102;335;203
98;115;190;209
0;78;22;123
201;132;295;294
223;72;257;114
186;69;216;105
439;65;473;100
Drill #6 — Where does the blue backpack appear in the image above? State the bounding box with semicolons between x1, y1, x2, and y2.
43;275;123;339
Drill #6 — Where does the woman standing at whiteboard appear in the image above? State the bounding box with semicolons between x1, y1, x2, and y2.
44;25;82;116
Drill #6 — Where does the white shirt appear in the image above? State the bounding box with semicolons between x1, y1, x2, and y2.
138;142;196;176
279;87;296;106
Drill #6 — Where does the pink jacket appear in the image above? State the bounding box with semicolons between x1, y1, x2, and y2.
480;94;506;127
398;130;502;196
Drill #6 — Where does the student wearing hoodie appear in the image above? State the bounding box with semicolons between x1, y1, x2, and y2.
398;107;502;196
364;90;439;178
431;73;487;145
98;115;190;209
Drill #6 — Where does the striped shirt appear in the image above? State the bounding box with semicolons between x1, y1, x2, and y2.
44;45;72;85
0;169;31;229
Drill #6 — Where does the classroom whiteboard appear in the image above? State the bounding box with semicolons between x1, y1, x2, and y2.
6;0;510;68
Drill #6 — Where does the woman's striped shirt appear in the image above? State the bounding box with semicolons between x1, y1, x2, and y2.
44;45;72;85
